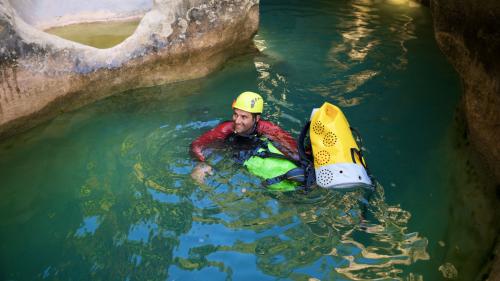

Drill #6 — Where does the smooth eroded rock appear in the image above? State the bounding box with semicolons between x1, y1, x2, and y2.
429;0;500;279
430;0;499;181
0;0;259;138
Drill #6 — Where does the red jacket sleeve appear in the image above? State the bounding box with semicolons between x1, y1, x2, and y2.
257;121;300;161
191;121;233;161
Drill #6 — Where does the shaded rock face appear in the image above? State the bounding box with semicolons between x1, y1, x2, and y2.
0;0;259;138
429;0;500;278
430;0;499;181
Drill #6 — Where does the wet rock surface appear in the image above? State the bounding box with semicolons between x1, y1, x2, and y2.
0;0;259;138
430;0;499;182
429;0;500;279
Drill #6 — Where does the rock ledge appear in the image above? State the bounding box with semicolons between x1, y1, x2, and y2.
0;0;259;138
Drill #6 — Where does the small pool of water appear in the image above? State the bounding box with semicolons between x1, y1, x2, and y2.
0;0;488;280
44;19;141;49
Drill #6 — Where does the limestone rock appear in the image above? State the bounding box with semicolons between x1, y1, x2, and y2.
0;0;259;138
430;0;499;181
429;1;499;279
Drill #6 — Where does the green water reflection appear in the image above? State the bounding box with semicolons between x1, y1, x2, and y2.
44;19;141;49
0;0;484;280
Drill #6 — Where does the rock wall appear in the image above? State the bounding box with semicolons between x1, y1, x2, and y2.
430;0;499;181
0;0;259;138
429;0;500;279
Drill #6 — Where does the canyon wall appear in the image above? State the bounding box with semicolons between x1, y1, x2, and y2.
0;0;259;138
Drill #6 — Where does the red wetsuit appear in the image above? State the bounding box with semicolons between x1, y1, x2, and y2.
191;120;299;162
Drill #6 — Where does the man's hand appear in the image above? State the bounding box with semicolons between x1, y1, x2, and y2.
191;162;214;184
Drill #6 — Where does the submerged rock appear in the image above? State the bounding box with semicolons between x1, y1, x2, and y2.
439;262;458;279
0;0;259;138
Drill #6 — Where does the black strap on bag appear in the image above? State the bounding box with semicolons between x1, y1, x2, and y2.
261;121;316;191
253;149;299;163
349;126;369;169
350;148;368;169
297;121;316;190
263;168;305;186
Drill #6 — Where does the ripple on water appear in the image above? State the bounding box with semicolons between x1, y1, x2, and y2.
0;0;466;279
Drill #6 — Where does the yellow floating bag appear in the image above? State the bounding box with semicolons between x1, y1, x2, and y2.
310;102;372;189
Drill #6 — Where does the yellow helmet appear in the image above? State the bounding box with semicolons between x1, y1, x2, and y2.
232;91;264;113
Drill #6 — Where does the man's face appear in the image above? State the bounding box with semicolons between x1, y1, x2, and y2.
232;108;259;134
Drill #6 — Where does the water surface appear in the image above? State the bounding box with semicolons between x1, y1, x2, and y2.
1;0;483;280
45;19;141;49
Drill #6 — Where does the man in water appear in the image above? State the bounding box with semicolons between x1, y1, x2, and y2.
191;91;299;183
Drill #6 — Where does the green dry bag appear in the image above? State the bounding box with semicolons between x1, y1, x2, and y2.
243;141;299;191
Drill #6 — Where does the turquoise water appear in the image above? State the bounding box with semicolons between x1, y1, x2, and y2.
0;0;484;280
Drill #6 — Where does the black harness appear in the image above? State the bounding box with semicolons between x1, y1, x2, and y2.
255;121;317;191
